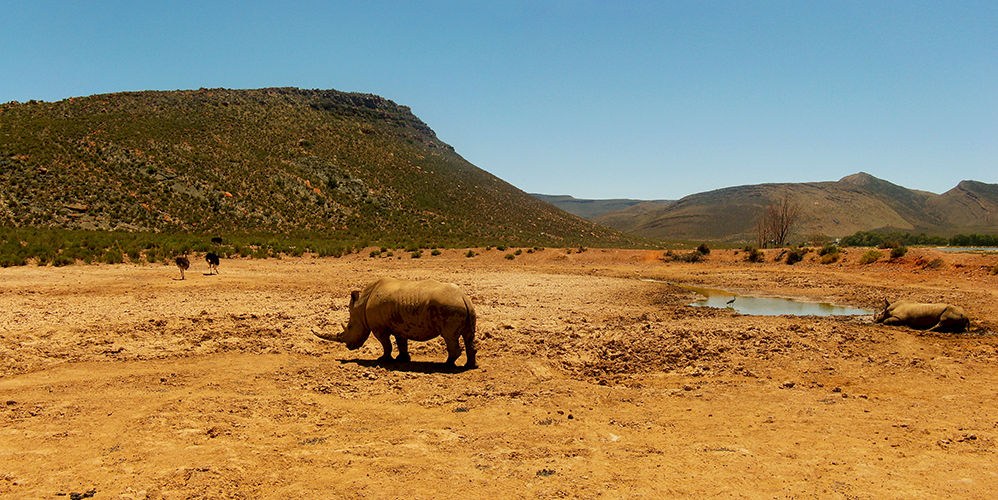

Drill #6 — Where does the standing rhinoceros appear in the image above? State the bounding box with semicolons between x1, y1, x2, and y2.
314;278;478;368
874;299;969;333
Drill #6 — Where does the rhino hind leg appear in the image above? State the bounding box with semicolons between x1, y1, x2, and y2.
443;336;462;367
463;331;477;369
395;337;411;363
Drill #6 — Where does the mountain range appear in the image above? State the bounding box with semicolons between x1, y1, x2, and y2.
540;173;998;242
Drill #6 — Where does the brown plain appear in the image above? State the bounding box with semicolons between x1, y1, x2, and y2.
2;247;997;499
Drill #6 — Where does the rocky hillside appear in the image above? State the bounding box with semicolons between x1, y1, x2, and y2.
593;172;998;242
0;88;642;248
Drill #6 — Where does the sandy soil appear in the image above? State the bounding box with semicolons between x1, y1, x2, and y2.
2;246;997;499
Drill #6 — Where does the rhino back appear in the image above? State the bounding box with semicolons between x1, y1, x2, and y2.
364;279;470;340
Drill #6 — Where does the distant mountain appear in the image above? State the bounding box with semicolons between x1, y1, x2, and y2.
591;172;998;242
0;88;644;248
530;194;673;220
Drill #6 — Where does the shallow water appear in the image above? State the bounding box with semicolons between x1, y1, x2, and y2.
645;280;873;317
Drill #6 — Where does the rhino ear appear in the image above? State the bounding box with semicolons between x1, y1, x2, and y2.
350;290;360;306
883;298;890;309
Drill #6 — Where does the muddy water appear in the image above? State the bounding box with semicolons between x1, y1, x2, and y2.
646;280;873;316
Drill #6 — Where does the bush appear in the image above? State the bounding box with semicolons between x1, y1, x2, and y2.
504;253;515;260
465;250;476;258
744;247;764;263
101;249;124;265
514;249;522;256
696;243;710;255
410;250;422;258
677;251;705;263
820;252;840;264
431;249;441;256
818;244;839;256
785;247;807;265
890;246;908;259
924;258;946;270
369;250;381;258
859;250;883;265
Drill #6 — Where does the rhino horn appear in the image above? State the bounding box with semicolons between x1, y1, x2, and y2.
312;327;342;342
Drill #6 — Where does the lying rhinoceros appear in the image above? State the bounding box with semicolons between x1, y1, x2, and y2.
314;278;478;368
874;299;969;332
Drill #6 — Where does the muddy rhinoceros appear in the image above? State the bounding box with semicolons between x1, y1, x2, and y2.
314;278;478;368
874;299;969;333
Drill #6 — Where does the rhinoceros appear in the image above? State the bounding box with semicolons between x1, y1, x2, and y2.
874;299;969;332
314;278;478;368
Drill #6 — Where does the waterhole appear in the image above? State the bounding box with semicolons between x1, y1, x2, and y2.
644;280;873;317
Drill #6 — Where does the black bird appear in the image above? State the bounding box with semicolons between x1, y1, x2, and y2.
205;252;220;275
725;297;736;307
175;256;190;280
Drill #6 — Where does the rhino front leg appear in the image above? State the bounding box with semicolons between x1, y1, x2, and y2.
395;336;411;363
373;330;394;362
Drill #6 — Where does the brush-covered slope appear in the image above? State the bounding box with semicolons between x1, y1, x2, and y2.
0;88;640;247
594;172;998;242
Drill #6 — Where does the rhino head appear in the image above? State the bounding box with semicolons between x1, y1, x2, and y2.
873;299;891;323
313;290;371;350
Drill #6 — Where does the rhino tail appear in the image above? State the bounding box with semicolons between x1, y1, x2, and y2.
462;295;478;368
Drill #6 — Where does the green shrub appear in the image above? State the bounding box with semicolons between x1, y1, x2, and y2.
101;249;124;265
818;245;839;256
744;247;764;263
677;251;705;263
820;253;840;264
504;253;515;260
785;247;807;265
465;250;476;258
410;250;422;258
53;255;75;267
696;243;710;255
431;249;441;256
514;249;522;256
890;246;908;259
369;250;381;258
859;250;883;265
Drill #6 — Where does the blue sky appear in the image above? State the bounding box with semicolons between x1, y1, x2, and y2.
2;1;995;200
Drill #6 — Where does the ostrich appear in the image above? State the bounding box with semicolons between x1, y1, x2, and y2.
205;252;220;275
175;256;190;280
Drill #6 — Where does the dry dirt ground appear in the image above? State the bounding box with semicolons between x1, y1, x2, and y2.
2;246;997;499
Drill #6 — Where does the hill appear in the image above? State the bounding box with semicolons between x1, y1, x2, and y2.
593;172;998;242
0;88;643;248
530;194;672;220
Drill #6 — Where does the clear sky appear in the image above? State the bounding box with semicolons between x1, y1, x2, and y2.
2;1;995;200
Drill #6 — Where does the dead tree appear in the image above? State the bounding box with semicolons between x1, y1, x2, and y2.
756;193;800;247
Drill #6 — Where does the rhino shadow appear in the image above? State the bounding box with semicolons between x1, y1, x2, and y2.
337;358;474;374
